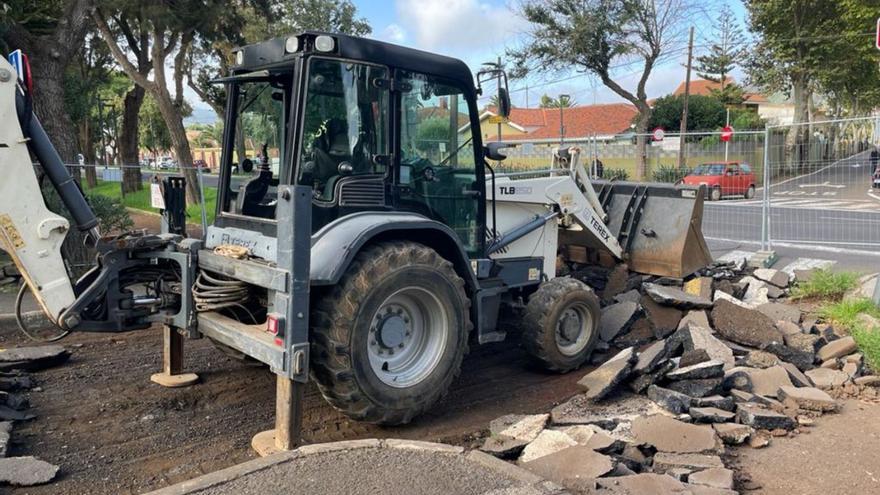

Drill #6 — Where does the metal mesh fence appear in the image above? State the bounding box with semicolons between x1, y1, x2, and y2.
762;116;880;252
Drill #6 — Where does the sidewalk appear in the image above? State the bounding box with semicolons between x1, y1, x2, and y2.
143;439;565;495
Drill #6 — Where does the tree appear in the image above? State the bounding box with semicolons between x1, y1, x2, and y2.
510;0;693;179
139;93;191;155
646;94;725;131
94;0;240;204
694;4;746;105
1;0;94;166
538;94;575;108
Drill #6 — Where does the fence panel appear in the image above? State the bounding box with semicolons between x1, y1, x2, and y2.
763;116;880;252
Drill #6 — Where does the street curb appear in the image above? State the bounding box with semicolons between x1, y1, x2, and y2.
142;439;553;495
0;310;49;333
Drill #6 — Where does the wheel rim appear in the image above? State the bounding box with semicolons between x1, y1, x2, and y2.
555;302;593;357
367;286;449;388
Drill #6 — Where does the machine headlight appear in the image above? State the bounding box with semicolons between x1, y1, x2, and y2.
314;35;335;52
234;50;244;66
285;36;299;53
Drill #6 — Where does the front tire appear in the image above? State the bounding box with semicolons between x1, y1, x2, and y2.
745;185;756;199
710;186;722;201
310;242;470;425
522;277;601;372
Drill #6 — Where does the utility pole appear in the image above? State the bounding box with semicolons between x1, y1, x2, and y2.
559;94;570;146
678;26;695;169
97;98;108;169
496;56;502;142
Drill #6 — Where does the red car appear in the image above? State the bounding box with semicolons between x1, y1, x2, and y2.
193;159;211;173
681;162;756;201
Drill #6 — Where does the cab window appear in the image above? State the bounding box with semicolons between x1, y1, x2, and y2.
297;59;389;201
398;71;481;254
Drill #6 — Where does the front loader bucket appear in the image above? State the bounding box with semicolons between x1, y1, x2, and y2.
592;180;712;278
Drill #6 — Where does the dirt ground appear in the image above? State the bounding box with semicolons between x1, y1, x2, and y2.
733;399;880;494
0;323;583;495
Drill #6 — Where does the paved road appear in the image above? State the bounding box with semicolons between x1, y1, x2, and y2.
702;149;880;253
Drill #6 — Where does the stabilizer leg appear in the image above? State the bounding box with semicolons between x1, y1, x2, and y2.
251;374;304;456
150;325;199;388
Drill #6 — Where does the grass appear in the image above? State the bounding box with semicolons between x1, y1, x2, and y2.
820;297;880;371
790;269;860;301
84;180;218;225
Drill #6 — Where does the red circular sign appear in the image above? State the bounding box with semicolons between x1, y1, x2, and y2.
652;127;665;141
720;125;734;142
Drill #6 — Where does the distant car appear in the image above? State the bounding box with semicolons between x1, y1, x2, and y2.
193;159;210;173
873;167;880;188
681;162;756;201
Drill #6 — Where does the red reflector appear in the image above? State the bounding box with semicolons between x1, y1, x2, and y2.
274;337;283;347
267;316;279;335
22;53;33;96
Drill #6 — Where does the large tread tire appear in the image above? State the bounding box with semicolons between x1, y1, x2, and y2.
522;277;600;373
310;241;470;425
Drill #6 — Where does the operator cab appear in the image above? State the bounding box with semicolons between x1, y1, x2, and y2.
212;32;510;258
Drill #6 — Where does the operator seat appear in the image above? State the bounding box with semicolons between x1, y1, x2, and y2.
311;119;352;199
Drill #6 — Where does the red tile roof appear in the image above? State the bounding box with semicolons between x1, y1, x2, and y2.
673;77;735;97
487;103;639;140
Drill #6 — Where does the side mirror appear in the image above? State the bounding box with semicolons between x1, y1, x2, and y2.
497;88;511;118
484;141;512;162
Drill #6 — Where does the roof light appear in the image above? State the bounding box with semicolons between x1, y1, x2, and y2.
234;50;244;66
285;36;300;53
314;35;335;52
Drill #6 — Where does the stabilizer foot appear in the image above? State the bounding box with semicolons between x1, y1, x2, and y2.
150;372;199;388
251;429;283;457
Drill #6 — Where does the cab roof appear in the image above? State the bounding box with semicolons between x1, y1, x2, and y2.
235;31;477;93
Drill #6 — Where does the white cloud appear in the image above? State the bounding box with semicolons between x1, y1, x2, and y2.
379;23;407;44
395;0;520;52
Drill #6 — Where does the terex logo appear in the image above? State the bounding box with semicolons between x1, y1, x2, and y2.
589;217;610;241
220;233;256;249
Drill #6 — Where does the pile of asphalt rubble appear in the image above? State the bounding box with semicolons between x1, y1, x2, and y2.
0;344;69;487
481;258;879;494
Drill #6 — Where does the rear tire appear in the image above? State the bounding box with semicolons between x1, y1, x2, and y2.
745;185;755;199
310;241;470;425
710;186;722;201
522;277;601;372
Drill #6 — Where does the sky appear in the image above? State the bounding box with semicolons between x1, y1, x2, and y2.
187;0;751;123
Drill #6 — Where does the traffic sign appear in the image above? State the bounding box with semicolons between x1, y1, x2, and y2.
652;127;665;141
720;125;734;142
487;115;508;124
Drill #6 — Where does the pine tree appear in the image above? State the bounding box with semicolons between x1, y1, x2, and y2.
694;4;746;104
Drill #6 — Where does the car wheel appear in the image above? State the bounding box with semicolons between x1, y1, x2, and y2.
710;187;722;201
745;185;756;199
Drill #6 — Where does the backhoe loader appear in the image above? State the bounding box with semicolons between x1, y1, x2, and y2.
0;33;711;454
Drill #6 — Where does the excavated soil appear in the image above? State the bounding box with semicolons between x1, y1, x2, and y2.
0;323;584;495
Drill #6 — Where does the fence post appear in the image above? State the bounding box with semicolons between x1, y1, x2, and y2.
761;127;771;251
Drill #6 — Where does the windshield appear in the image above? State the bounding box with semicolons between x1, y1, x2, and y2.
220;71;292;220
691;164;726;176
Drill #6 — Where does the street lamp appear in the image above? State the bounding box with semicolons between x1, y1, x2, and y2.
559;94;570;146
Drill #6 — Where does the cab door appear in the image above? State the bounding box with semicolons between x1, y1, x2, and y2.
394;70;485;256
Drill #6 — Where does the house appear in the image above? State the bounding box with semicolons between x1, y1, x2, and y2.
477;103;639;143
672;77;809;125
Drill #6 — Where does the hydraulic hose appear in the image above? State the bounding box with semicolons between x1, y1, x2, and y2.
15;282;69;343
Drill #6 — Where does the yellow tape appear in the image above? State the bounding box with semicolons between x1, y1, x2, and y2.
0;214;24;249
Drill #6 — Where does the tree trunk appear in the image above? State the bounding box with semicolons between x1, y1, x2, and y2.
121;85;146;193
29;54;81;181
78;120;98;187
790;76;809;171
154;91;200;204
634;110;651;180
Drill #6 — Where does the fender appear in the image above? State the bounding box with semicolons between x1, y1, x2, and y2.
309;211;479;291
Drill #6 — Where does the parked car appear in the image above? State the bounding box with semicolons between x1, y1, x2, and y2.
681;162;756;201
873;166;880;188
193;159;210;173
